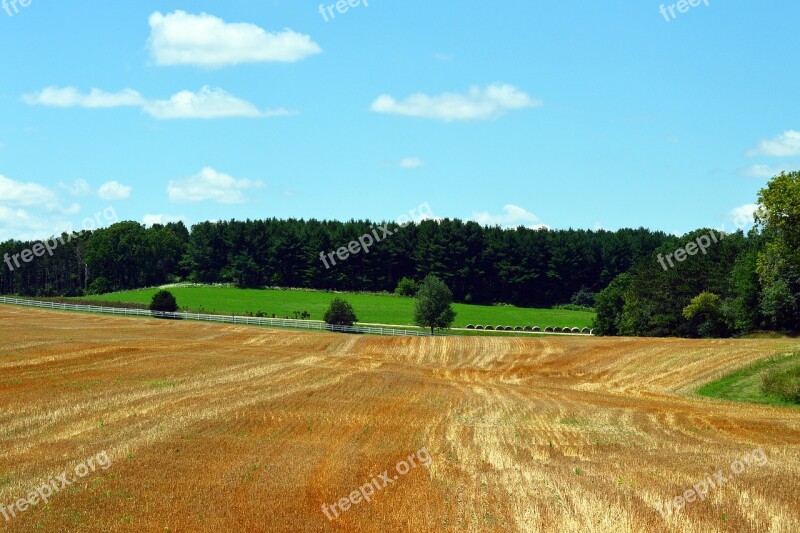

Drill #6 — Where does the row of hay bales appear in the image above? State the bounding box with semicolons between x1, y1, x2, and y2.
465;325;593;335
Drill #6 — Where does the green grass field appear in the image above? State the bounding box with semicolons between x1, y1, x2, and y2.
697;352;800;407
75;285;595;329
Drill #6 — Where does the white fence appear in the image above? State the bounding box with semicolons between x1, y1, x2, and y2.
0;296;440;337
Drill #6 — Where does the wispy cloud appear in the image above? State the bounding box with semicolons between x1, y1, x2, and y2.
97;181;132;200
747;130;800;157
23;86;293;120
728;203;759;229
1;174;65;211
22;87;144;108
738;164;796;179
472;204;549;229
398;157;424;169
143;87;294;119
371;84;541;121
148;11;322;67
0;174;89;241
59;179;93;197
168;167;264;204
142;214;188;226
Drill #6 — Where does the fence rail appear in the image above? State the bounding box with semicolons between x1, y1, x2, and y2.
0;296;440;337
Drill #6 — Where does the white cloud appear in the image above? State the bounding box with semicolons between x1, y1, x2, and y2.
148;11;322;67
0;175;92;241
472;204;549;229
0;206;47;242
97;181;132;200
142;214;187;226
22;87;144;108
59;179;92;197
0;174;61;210
728;203;759;229
398;157;424;169
168;167;264;204
23;86;291;120
371;84;541;121
747;130;800;157
143;86;292;120
738;164;796;179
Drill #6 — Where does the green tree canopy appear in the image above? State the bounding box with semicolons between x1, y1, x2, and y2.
413;275;457;334
394;277;419;297
755;171;800;331
150;290;178;313
323;297;357;326
682;292;730;338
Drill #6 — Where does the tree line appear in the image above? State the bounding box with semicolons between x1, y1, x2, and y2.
1;218;669;308
594;171;800;337
5;171;795;339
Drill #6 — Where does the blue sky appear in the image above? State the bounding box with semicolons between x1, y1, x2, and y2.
1;0;798;241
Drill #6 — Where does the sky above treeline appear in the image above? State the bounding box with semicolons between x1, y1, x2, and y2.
1;1;798;241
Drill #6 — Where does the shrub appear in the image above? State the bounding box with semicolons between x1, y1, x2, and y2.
761;363;800;404
682;292;732;338
150;290;179;313
570;287;597;307
324;298;357;326
553;304;594;312
395;277;419;297
87;277;110;295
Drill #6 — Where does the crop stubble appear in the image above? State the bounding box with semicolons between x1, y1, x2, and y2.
0;304;798;532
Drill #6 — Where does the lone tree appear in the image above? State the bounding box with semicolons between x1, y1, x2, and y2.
150;289;178;313
413;275;457;334
324;297;357;326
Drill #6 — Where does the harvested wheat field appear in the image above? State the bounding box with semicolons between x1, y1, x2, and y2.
0;304;799;533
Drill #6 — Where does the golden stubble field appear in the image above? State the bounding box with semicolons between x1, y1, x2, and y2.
0;304;799;532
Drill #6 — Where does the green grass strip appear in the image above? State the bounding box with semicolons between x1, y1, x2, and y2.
697;352;800;407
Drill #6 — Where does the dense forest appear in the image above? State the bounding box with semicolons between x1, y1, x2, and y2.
0;218;668;308
2;171;798;338
595;171;800;337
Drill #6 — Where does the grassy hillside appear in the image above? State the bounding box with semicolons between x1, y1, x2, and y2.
697;352;800;407
75;286;595;328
